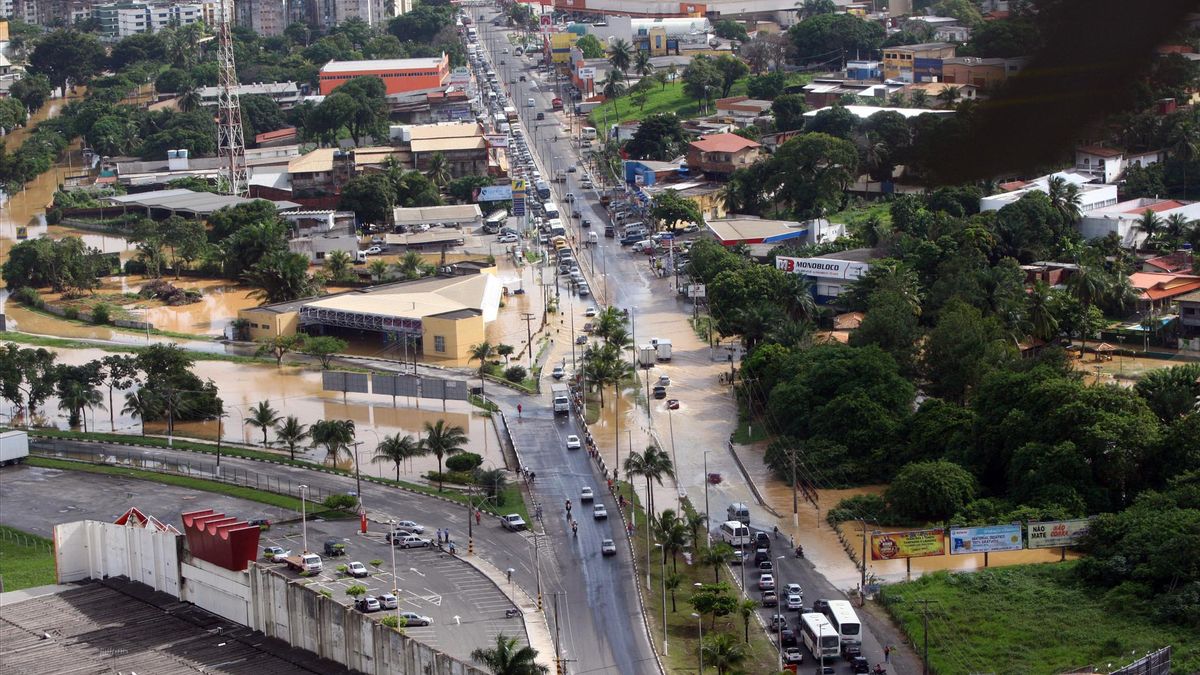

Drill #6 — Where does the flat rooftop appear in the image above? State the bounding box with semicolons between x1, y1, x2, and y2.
321;57;445;73
106;189;300;215
707;217;808;245
0;578;356;675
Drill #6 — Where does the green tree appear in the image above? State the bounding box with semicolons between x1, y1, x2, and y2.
850;288;922;376
701;632;749;675
633;50;654;79
771;132;858;218
100;355;140;433
256;334;305;366
714;19;749;42
247;400;282;447
121;390;152;436
650;189;704;232
423;419;468;491
469;341;496;395
274;415;309;461
923;300;1014;404
55;364;104;431
368;259;391;282
447;175;493;203
682;55;722;111
653;509;690;573
788;13;884;64
804;104;859;140
10;73;52;111
771;93;807;131
426;151;452;189
470;633;548;675
885;460;977;523
746;71;788;100
625;112;687;162
963;17;1041;58
30;29;107;92
608;38;633;75
713;54;749;98
697;543;735;584
736;597;758;642
665;572;684;612
1134;363;1200;422
243;250;318;303
372;433;423;481
688;580;738;627
340;173;396;225
301;335;348;369
162;216;208;275
575;34;605;59
325;249;354;282
310;419;356;465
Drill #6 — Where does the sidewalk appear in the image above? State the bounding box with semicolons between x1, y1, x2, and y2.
457;547;557;671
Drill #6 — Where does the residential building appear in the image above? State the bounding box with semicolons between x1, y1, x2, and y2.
111;146;301;189
319;56;450;96
1078;198;1200;245
845;60;882;81
283;210;360;264
714;96;774;123
1143;250;1194;274
577;15;710;51
1074;146;1166;184
93;0;213;39
396;122;489;178
802;79;905;108
287;146;400;199
1129;272;1200;311
235;0;287;37
255;127;299;147
902;82;978;105
198;82;302;109
1178;290;1200;341
548;0;799;22
941;56;1027;89
980;172;1120;214
686;133;762;179
881;42;956;82
641;180;728;222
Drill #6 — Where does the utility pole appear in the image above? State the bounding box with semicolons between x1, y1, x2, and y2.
553;592;563;674
521;312;536;369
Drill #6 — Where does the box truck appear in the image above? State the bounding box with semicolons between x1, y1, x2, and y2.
551;383;571;415
0;430;29;465
650;338;672;361
638;345;656;368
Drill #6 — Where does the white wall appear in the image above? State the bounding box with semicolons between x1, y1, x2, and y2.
55;520;181;596
180;557;253;625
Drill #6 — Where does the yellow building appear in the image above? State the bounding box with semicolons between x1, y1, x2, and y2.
882;42;956;82
547;32;579;64
237;270;501;362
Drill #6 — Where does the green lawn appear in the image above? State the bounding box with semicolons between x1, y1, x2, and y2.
0;526;56;591
881;563;1200;674
828;200;893;228
588;79;750;128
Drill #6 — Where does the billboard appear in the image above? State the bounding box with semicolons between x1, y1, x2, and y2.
479;185;513;201
1027;519;1091;549
776;256;870;280
871;529;946;560
577;67;596;79
949;525;1023;555
484;134;509;148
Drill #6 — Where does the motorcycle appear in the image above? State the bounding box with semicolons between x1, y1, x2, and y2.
795;545;805;559
571;520;578;536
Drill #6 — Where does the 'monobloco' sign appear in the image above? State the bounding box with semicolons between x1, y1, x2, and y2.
776;256;869;280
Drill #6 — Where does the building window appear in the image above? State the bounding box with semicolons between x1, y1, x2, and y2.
434;336;446;353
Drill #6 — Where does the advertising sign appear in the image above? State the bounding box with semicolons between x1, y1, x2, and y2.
540;14;552;33
686;284;706;298
577;67;596;79
776;256;870;280
949;525;1023;555
484;134;509;148
479;185;513;201
870;529;946;560
450;66;472;85
1027;519;1091;549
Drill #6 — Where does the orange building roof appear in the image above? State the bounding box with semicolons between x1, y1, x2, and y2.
1124;200;1186;214
690;133;761;153
1129;272;1200;301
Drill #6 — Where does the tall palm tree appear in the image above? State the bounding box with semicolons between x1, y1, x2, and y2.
273;415;309;461
1067;260;1110;355
1025;280;1059;342
654;509;690;573
1163;213;1191;247
935;85;960;108
1047;175;1082;225
122;390;152;436
608;39;633;74
423;419;468;491
397;250;425;279
736;598;759;643
643;445;675;514
664;572;683;612
1168;118;1199;197
698;542;735;583
326;250;353;281
623;449;652;513
310;419;356;465
58;380;104;432
372;433;423;481
426;151;452;189
600;70;627;119
177;84;202;112
470;633;548;675
633;50;653;79
469;341;496;395
246;400;282;448
592;306;628;342
908;89;929;109
1138;209;1163;247
702;632;749;675
685;510;708;547
784;275;819;324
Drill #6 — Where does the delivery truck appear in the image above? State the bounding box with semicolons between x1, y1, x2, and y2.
638;345;656;368
0;430;29;465
551;384;571;415
282;552;323;574
650;338;672;361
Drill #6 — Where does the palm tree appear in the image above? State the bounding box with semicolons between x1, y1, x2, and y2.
702;632;749;675
326;249;353;281
643;445;675;514
1138;209;1163;250
1168;118;1199;197
122;390;152;436
372;433;423;481
633;50;653;79
469;341;496;395
736;598;759;642
1067;259;1110;355
698;543;735;583
654;509;690;573
58;380;104;431
936;85;961;108
470;633;548;675
600;70;627;118
246;400;282;448
310;419;356;465
273;415;309;461
685;510;708;547
1047;175;1082;225
423;419;468;491
397;250;425;279
623;449;652;513
1163;213;1191;247
177;84;202;112
1026;280;1059;342
608;39;633;74
426;151;452;189
784;275;819;324
368;259;390;283
908;89;929;109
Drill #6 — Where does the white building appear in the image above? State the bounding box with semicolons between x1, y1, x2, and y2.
284;210;361;264
93;1;213;40
803;105;953;121
979;172;1120;214
198;81;301;109
1074;146;1166;185
1078;199;1200;245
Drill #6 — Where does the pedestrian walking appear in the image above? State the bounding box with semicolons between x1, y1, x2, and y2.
445;528;451;543
475;510;482;526
884;646;891;663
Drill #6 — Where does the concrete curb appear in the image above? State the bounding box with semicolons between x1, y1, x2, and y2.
725;436;781;518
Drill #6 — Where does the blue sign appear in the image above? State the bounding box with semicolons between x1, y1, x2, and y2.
479;185;513;201
949;524;1023;555
513;196;526;216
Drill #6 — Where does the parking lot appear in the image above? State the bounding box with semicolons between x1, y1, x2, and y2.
259;517;527;662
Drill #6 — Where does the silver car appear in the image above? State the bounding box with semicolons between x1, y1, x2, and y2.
400;611;433;627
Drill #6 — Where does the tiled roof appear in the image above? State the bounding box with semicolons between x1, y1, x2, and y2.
1077;145;1123;158
689;133;761;153
1124;200;1185;214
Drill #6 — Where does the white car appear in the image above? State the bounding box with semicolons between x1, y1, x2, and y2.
580;486;594;502
498;233;520;243
657;374;671;386
400;611;433;626
601;538;617;556
584;306;597;317
364;246;383;255
681;223;700;233
394;520;425;534
394;534;431;549
758;573;775;590
378;593;398;609
356;596;381;612
565;434;581;450
347;561;369;578
784;583;803;596
552;365;565;379
565;192;576;202
593;503;608;519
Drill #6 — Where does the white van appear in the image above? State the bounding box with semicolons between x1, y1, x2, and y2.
719;520;751;548
527;97;536;107
587;231;599;246
582;127;597;141
727;502;751;525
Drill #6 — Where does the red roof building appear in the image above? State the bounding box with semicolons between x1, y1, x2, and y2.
686;134;763;179
1129;272;1200;308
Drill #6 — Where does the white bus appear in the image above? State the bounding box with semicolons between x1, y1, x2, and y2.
718;520;750;548
483;209;508;233
800;613;840;660
581;127;597;141
824;600;862;650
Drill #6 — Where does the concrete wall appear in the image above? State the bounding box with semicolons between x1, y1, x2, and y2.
55;520;182;596
181;557;253;626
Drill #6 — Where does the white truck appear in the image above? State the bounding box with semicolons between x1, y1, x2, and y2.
651;338;672;361
551;383;571;415
0;430;29;465
638;345;656;368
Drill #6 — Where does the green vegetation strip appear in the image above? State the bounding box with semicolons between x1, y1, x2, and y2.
588;80;749;128
1;331;270;365
0;526;56;591
881;564;1200;674
27;456;304;510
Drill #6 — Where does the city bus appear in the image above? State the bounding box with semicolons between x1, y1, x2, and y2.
800;613;840;660
483;209;508;233
824;600;862;651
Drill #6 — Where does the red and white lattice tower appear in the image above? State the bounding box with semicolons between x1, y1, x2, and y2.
216;0;247;197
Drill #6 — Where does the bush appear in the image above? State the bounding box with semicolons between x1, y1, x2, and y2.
370;558;383;567
11;287;43;308
424;470;474;485
323;493;359;511
319;588;333;598
504;365;528;382
91;303;112;324
63;307;80;320
445;452;483;472
826;493;888;526
885;460;977;524
345;584;367;598
381;615;401;629
45;207;63;225
123;258;147;275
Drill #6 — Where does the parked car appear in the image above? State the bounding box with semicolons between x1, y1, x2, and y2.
759;560;774;573
347;561;369;578
356;596;381;613
248;518;272;530
784;582;803;597
394;520;425;534
812;598;831;615
498;233;519;243
601;538;617;556
566;434;582;450
378;593;398;609
681;223;700;233
364;246;383;255
754;548;770;564
324;540;348;557
263;545;287;560
593;503;608;519
394;534;431;549
580;486;594;502
399;611;433;627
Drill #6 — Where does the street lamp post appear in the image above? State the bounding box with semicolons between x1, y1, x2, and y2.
299;485;309;553
703;450;711;543
655;543;667;655
691;611;704;674
667;402;678;509
389;519;400;627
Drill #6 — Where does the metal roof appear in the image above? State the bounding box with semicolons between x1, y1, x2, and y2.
391;204;482;225
106;189;298;215
320;57;445;73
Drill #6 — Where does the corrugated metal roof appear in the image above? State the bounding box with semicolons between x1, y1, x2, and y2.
392;204;482;224
320;57;445;73
106;189;295;214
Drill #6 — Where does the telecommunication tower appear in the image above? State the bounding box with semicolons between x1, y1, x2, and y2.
216;0;248;196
